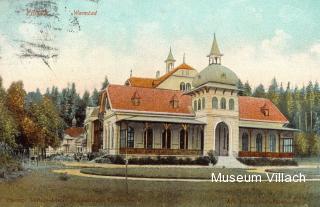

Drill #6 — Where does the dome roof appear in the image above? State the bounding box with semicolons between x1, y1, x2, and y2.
192;64;238;88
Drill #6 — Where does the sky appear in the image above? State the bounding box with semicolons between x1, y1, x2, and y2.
0;0;320;94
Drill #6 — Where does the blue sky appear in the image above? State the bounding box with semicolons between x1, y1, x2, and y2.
0;0;319;93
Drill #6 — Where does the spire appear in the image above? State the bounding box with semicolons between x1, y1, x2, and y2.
183;53;186;63
165;47;175;62
130;69;133;77
165;47;176;72
208;33;223;65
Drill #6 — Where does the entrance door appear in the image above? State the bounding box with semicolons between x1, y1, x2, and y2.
215;122;229;156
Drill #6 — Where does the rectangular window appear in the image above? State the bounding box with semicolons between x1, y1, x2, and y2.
127;130;134;148
283;138;293;153
120;129;126;148
269;134;276;152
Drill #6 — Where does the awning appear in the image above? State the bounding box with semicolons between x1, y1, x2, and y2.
121;116;205;125
239;121;299;131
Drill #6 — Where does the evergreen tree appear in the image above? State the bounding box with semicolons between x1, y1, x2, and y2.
91;88;100;107
267;77;279;106
101;76;109;90
75;91;91;127
253;84;266;98
315;115;320;136
243;81;252;96
237;79;244;96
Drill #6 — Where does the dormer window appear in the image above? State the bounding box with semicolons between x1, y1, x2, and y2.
261;103;269;116
170;94;179;109
131;91;141;106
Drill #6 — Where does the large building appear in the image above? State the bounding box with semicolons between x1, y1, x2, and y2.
85;35;296;161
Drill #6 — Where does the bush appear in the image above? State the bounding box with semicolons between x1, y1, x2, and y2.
237;157;298;166
59;172;70;181
128;156;210;165
194;156;210;165
207;150;217;165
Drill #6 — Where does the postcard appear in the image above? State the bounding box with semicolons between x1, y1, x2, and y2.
0;1;319;206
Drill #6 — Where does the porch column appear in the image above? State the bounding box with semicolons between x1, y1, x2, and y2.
182;124;188;149
264;130;267;154
249;129;252;152
278;131;281;153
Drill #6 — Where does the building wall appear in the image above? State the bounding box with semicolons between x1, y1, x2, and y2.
193;87;239;156
104;121;203;153
157;69;198;90
239;128;293;153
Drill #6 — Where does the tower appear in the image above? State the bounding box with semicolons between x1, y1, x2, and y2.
165;47;176;73
207;34;223;65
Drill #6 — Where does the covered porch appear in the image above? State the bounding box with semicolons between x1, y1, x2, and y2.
238;121;297;158
117;116;205;156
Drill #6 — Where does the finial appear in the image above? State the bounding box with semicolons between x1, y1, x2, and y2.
130;69;133;77
183;53;186;63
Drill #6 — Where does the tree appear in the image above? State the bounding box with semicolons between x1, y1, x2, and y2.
252;84;266;98
267;77;279;106
315;115;320;136
0;77;18;147
75;91;91;127
294;132;308;156
101;76;109;90
237;79;244;96
243;81;252;96
27;96;64;157
310;134;320;156
91;88;100;107
5;81;26;116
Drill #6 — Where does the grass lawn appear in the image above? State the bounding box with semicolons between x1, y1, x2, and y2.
0;164;319;207
266;168;320;179
80;166;268;180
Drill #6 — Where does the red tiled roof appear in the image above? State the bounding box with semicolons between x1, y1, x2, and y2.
239;96;288;123
64;127;85;137
105;84;192;114
125;63;196;88
101;85;288;123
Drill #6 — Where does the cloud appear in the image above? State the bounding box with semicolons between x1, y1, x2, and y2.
261;30;291;52
225;30;320;88
1;26;319;94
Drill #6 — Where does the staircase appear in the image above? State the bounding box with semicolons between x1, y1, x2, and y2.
214;156;247;168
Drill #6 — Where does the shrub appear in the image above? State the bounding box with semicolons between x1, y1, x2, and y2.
59;172;70;181
127;156;210;165
194;156;210;165
237;157;298;166
207;150;217;165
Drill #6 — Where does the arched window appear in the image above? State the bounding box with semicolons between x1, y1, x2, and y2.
256;133;263;152
162;129;171;149
202;97;205;109
127;127;134;148
229;99;234;110
242;132;249;151
186;83;191;91
180;129;188;149
220;98;226;109
144;128;153;149
269;134;276;152
198;99;201;110
212;97;218;109
180;82;185;91
193;100;197;111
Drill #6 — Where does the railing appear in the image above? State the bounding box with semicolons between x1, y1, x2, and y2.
119;148;202;156
238;151;294;158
